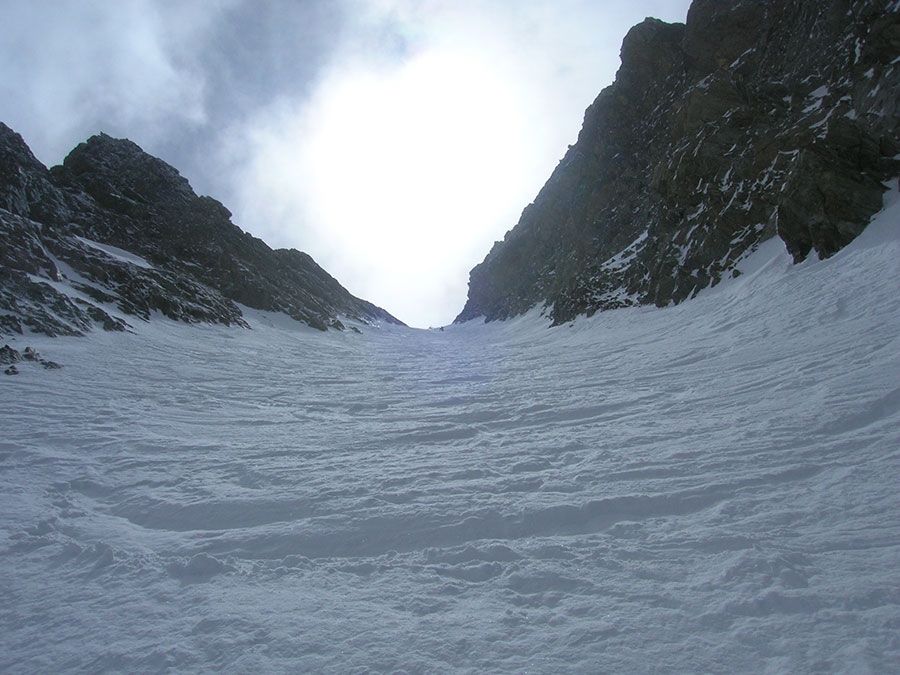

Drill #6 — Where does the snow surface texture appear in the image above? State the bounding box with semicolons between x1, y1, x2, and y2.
2;192;900;673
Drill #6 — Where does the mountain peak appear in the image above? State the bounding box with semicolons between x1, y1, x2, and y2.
618;17;685;78
0;128;403;337
54;132;196;214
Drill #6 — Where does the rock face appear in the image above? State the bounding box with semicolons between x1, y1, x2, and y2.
457;0;900;324
0;125;403;336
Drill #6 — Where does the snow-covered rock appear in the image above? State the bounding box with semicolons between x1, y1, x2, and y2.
457;0;900;324
0;124;403;336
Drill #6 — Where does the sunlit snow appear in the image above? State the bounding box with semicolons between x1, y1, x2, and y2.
2;190;900;672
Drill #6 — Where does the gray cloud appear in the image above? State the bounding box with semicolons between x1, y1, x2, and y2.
1;2;212;162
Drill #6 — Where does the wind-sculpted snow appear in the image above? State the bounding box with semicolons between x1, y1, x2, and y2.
2;194;900;672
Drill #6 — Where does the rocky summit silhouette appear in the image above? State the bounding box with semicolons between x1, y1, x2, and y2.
457;0;900;325
0;126;403;336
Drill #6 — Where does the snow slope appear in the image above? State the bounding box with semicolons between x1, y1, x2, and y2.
2;190;900;673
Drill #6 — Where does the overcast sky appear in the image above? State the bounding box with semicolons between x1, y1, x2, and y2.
1;0;692;327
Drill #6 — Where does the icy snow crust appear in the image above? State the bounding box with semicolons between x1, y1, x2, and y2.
3;197;900;672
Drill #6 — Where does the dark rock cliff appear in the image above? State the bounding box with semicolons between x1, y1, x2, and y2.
0;126;403;336
456;0;900;324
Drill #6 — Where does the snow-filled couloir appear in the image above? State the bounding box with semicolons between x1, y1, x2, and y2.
2;185;899;672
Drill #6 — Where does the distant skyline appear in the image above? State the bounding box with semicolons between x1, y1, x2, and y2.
1;0;692;327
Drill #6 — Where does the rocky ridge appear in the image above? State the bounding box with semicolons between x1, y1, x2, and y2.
0;125;403;337
457;0;900;324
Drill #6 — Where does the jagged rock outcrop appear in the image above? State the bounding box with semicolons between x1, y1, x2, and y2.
0;344;60;371
0;125;403;336
457;0;900;324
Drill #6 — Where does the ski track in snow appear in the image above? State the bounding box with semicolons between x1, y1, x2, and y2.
3;197;900;672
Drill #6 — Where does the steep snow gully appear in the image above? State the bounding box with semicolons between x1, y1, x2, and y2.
2;191;900;672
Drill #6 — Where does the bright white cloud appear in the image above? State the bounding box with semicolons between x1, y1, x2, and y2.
232;45;541;327
230;0;692;327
